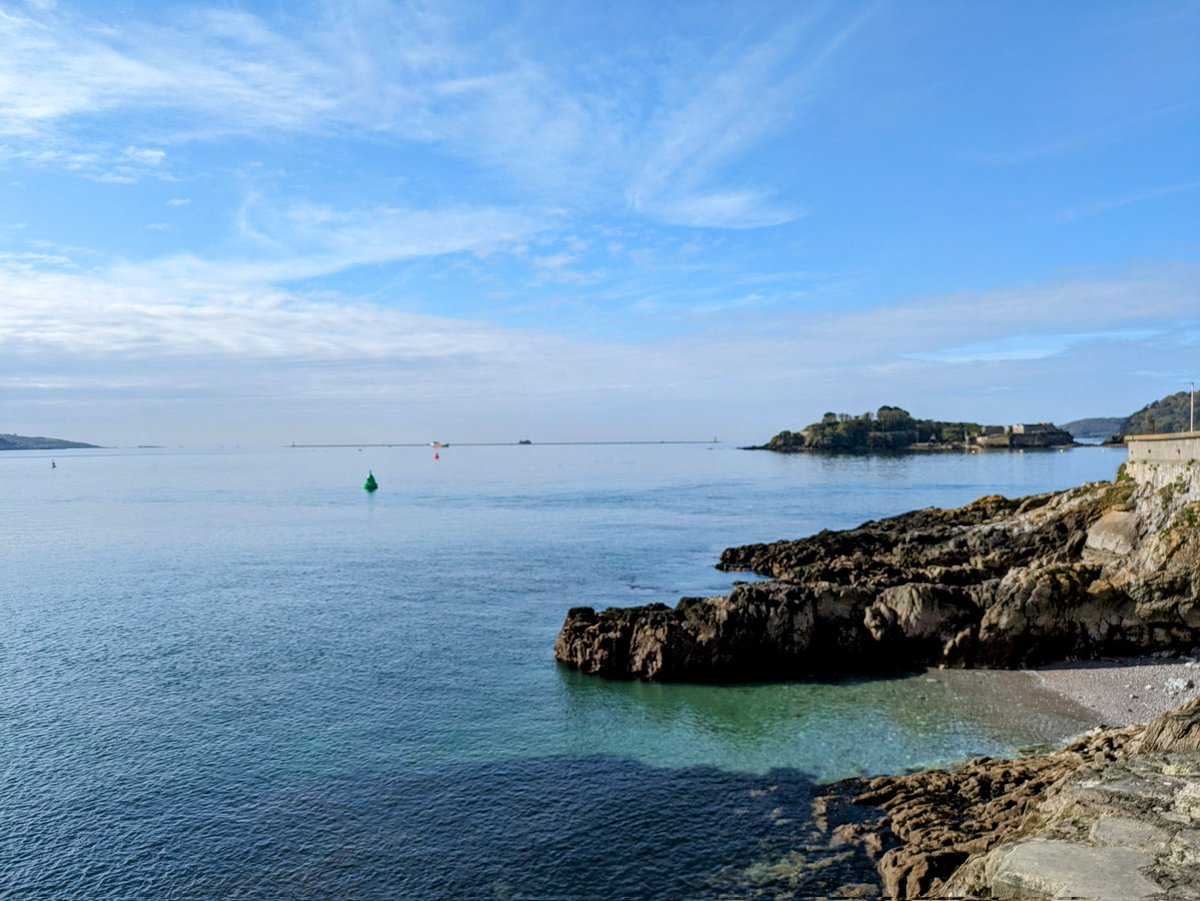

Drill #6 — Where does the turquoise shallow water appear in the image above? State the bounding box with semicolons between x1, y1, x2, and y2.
1;443;1125;898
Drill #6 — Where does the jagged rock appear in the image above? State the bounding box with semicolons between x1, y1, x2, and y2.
1135;695;1200;753
554;461;1200;898
553;582;872;680
838;696;1200;899
555;467;1200;680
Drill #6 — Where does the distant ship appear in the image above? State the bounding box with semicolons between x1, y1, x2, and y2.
430;441;449;449
518;439;532;445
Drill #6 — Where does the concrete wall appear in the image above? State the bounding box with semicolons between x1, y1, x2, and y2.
1125;459;1200;502
1126;432;1200;464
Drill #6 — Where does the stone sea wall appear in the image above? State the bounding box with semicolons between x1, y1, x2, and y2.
1127;432;1200;466
1127;458;1200;498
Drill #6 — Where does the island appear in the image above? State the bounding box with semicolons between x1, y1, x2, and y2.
749;405;1074;453
555;432;1200;898
0;433;99;450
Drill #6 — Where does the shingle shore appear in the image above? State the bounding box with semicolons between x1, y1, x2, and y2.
1032;654;1200;727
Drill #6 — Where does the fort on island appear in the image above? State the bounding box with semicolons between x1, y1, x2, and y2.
972;422;1073;448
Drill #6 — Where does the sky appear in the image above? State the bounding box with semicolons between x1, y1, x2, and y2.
1;0;1197;446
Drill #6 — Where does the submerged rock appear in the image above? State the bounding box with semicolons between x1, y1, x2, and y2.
555;464;1200;680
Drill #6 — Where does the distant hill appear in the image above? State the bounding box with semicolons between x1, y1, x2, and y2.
754;405;1073;453
1060;391;1195;440
0;433;99;450
1057;417;1126;440
1123;391;1194;435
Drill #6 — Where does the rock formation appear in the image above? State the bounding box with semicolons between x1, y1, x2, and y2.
555;462;1200;680
838;695;1200;899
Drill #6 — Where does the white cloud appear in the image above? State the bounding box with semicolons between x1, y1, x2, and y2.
3;251;1196;445
0;193;547;364
217;197;547;282
0;4;340;143
801;267;1200;363
904;330;1162;364
619;4;880;228
123;145;165;166
0;2;874;227
641;190;803;230
0;259;507;362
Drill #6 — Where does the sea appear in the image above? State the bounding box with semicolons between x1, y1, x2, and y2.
2;442;1128;899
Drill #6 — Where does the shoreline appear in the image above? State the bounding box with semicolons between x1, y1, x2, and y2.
1029;653;1200;728
834;681;1200;899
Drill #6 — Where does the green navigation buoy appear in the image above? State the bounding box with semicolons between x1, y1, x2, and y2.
364;471;378;492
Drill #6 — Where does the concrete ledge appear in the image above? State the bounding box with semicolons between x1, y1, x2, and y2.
1126;431;1200;465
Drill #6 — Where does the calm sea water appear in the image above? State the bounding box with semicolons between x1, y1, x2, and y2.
2;443;1126;899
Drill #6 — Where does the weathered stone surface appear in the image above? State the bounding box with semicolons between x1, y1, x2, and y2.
839;697;1200;899
1089;816;1171;851
990;840;1158;900
555;467;1200;680
1086;510;1141;557
1136;695;1200;753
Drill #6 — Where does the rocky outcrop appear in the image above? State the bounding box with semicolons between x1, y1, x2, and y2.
555;464;1200;680
840;696;1200;899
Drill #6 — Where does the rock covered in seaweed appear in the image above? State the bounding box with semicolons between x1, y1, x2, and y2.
555;463;1200;680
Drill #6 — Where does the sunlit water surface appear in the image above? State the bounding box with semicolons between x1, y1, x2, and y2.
2;443;1126;898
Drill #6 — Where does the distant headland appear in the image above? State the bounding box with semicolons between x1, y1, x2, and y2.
0;433;99;451
746;405;1074;453
1064;389;1196;442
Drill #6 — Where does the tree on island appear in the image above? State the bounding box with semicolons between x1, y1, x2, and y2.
1123;391;1194;435
760;406;1071;453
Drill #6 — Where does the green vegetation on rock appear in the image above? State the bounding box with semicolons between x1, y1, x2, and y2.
1123;390;1195;435
1066;390;1196;441
758;406;1071;453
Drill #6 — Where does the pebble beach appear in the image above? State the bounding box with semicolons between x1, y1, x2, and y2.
1032;655;1200;727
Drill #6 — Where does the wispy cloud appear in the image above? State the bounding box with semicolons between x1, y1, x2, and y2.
972;102;1197;167
0;4;342;156
220;196;547;281
0;2;876;226
3;245;1196;443
904;330;1162;364
816;268;1200;365
1054;180;1200;222
623;6;880;227
0;258;512;362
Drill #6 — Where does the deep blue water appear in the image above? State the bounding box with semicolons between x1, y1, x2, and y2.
2;443;1127;898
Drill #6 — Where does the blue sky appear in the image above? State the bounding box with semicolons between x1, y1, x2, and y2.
2;0;1197;445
